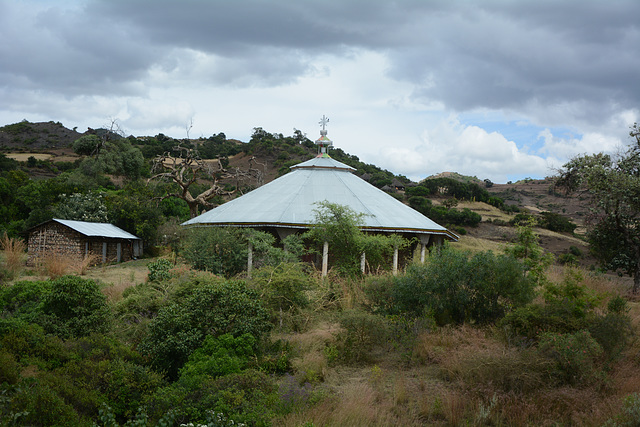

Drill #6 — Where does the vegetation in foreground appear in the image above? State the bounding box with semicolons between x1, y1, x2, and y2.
1;219;639;427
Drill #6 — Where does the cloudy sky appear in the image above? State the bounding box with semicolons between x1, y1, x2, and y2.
1;0;639;183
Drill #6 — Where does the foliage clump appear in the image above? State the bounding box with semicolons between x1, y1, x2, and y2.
139;278;271;379
557;123;640;292
389;246;535;325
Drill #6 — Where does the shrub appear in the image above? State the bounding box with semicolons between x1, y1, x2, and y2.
558;253;578;265
6;381;83;426
589;296;633;361
139;279;271;379
607;393;640;427
539;211;577;233
0;279;51;323
146;369;278;426
500;272;599;342
537;330;603;386
569;245;583;257
393;247;535;325
362;274;396;314
39;276;111;339
249;262;313;325
0;349;20;384
147;258;173;282
336;310;389;363
181;228;247;277
178;333;256;386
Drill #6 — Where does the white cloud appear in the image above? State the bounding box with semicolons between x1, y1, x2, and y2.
379;117;551;183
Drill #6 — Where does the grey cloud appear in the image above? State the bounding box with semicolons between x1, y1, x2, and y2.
2;0;639;130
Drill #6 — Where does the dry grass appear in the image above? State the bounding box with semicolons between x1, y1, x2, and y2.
455;234;507;254
0;233;27;278
458;200;515;222
38;251;73;279
73;253;100;276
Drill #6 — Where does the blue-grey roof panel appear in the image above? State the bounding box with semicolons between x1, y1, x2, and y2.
53;219;141;240
183;157;457;240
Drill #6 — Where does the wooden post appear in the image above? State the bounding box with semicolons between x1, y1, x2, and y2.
393;245;398;276
247;242;253;278
360;252;366;274
322;241;329;277
102;242;107;263
420;243;426;263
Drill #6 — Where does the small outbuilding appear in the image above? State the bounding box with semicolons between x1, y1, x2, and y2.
27;218;142;266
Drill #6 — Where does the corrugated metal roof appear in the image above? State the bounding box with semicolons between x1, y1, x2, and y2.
183;156;457;241
52;219;141;240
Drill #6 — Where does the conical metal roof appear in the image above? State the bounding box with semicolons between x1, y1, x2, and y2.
182;154;457;241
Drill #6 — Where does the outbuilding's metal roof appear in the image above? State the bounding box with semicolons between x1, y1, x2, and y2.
50;218;141;240
183;155;457;241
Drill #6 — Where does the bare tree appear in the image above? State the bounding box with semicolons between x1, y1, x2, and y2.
148;144;265;218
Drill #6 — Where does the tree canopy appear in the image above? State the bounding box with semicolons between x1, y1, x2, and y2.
557;124;640;293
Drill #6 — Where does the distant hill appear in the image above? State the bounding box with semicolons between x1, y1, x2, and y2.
424;171;484;185
0;120;86;151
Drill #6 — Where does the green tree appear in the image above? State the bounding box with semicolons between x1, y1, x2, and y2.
72;134;101;156
557;124;640;293
505;218;554;286
53;192;109;222
306;202;366;276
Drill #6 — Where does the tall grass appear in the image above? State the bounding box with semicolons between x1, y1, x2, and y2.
0;233;26;278
38;251;73;279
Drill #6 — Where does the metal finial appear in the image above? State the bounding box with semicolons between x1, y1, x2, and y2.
319;115;329;136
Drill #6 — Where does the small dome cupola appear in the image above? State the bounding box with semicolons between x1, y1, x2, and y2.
315;115;333;157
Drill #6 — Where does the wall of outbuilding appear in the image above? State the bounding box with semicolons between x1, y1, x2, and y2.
27;222;136;266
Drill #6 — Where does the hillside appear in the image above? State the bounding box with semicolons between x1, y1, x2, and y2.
0;120;85;151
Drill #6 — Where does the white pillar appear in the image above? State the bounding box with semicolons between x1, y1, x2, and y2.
247;242;253;278
419;235;431;264
322;241;329;277
360;252;366;273
393;245;399;276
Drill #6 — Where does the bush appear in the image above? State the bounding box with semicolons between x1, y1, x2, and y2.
147;258;172;282
6;380;83;426
178;333;256;387
139;279;271;379
336;310;389;363
539;211;577;233
537;330;603;386
362;274;396;314
249;262;313;327
0;279;51;323
181;228;247;277
393;247;535;325
146;369;278;426
607;393;640;427
39;276;111;339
